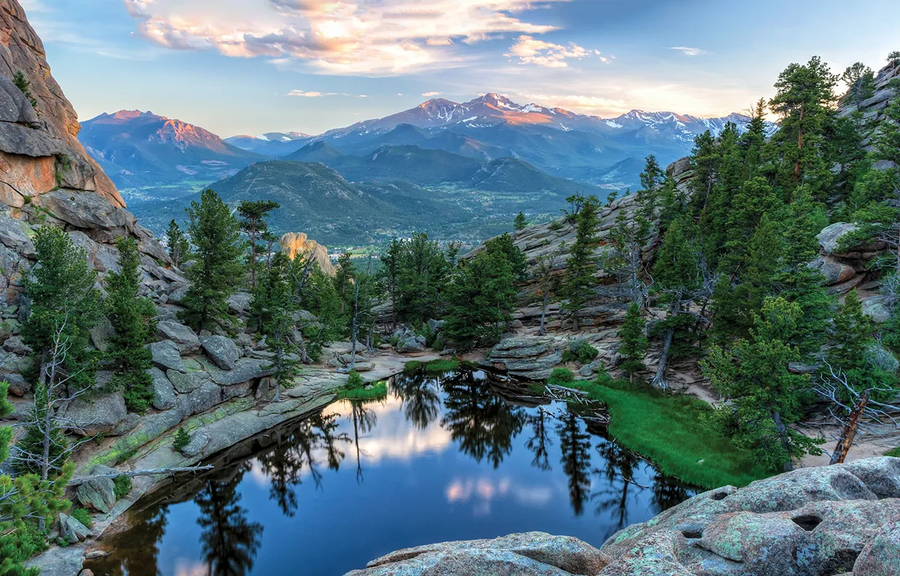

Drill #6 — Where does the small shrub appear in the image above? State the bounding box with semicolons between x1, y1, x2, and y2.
562;339;599;364
887;447;900;458
548;367;574;386
404;360;423;372
113;475;132;500
71;508;92;528
173;428;191;452
549;220;564;232
346;370;364;390
124;384;153;415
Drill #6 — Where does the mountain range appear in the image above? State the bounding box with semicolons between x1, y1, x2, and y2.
77;95;771;244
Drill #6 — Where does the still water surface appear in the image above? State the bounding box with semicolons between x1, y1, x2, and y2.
86;368;694;576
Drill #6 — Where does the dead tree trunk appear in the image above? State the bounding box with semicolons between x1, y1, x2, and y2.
830;391;869;465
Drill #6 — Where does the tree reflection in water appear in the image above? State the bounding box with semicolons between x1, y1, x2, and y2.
195;465;264;576
556;409;592;516
256;413;350;516
525;407;553;471
592;437;644;535
440;370;525;468
348;399;378;483
392;371;441;430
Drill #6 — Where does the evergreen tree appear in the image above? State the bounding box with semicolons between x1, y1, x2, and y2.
12;70;37;110
252;253;300;402
394;232;450;323
238;200;280;290
603;204;650;308
444;249;517;349
106;237;157;414
826;290;896;395
703;297;824;471
636;155;663;224
562;195;600;330
534;247;564;336
514;211;528;231
618;302;648;383
0;383;71;574
180;189;245;332
166;219;191;269
841;62;876;106
768;56;838;201
333;252;356;316
485;233;527;282
650;215;702;389
379;238;403;329
773;186;831;354
18;226;101;479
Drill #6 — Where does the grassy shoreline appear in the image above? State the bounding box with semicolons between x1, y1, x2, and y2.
564;379;770;489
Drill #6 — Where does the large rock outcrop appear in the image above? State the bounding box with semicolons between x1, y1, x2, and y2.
281;231;336;276
347;457;900;576
0;0;122;207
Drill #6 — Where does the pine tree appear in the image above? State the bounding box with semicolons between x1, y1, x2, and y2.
649;215;702;389
636;155;663;224
12;70;37;110
180;189;245;332
514;212;528;231
485;233;527;282
252;253;300;402
826;290;896;395
166;219;191;269
0;383;71;574
106;237;157;413
768;56;838;201
444;249;517;349
18;226;101;479
379;238;403;330
603;204;650;308
238;200;280;289
394;232;450;323
841;62;876;106
333;252;356;317
618;302;648;383
703;297;824;471
562;195;600;330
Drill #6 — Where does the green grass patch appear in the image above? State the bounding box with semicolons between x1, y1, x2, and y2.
337;380;387;400
570;379;769;489
886;447;900;458
405;359;466;374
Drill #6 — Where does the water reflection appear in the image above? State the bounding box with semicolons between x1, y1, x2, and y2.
255;414;349;517
195;467;264;576
86;369;696;576
441;369;526;468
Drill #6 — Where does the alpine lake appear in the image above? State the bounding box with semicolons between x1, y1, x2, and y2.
85;365;695;575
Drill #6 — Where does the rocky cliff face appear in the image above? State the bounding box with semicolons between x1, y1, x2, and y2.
348;456;900;576
0;0;122;208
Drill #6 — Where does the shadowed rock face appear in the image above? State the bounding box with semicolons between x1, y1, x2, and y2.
0;0;123;207
346;457;900;576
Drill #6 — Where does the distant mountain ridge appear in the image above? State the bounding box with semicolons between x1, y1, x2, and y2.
80;110;261;188
228;94;773;188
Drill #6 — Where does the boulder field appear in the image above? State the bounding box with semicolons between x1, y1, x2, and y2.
347;457;900;576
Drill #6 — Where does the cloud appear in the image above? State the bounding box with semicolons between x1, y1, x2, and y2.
421;91;441;97
122;0;570;76
506;34;605;68
288;90;342;97
669;46;708;57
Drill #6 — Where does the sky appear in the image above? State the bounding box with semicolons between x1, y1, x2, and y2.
20;0;900;137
